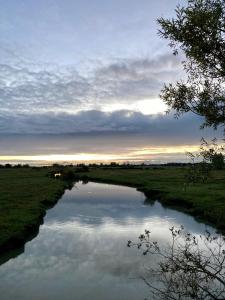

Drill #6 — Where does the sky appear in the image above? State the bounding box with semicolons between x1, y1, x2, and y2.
0;0;221;164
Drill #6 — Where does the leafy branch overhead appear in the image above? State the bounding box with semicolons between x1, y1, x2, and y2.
158;0;225;129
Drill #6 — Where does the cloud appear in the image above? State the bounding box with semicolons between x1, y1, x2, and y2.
0;108;215;136
0;63;90;113
92;53;183;104
0;53;183;115
0;51;216;154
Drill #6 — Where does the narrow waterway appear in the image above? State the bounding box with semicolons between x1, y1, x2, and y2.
0;182;213;300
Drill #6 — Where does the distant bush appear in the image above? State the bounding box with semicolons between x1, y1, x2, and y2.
186;139;224;184
211;153;224;170
75;164;89;173
4;164;12;168
61;169;77;180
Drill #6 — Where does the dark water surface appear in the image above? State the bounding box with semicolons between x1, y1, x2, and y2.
0;182;213;300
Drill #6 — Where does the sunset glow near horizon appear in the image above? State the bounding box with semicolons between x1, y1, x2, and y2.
0;0;219;164
0;145;201;165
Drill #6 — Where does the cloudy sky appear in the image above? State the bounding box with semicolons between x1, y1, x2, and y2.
0;0;220;164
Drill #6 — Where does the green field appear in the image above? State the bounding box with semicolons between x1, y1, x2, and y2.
0;167;224;257
0;168;68;255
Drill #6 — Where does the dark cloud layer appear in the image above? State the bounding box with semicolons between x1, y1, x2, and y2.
0;110;207;135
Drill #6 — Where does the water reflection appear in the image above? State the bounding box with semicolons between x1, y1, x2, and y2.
0;182;213;300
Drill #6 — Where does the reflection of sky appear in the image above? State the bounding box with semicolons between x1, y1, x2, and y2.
0;182;214;300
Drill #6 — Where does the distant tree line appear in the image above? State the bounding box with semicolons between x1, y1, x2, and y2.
0;163;31;168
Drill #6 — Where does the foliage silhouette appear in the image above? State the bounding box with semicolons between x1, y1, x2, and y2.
128;226;225;299
158;0;225;129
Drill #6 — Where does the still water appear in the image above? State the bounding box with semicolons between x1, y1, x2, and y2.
0;182;213;300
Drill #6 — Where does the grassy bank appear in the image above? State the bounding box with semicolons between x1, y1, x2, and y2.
0;168;68;256
83;168;225;231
